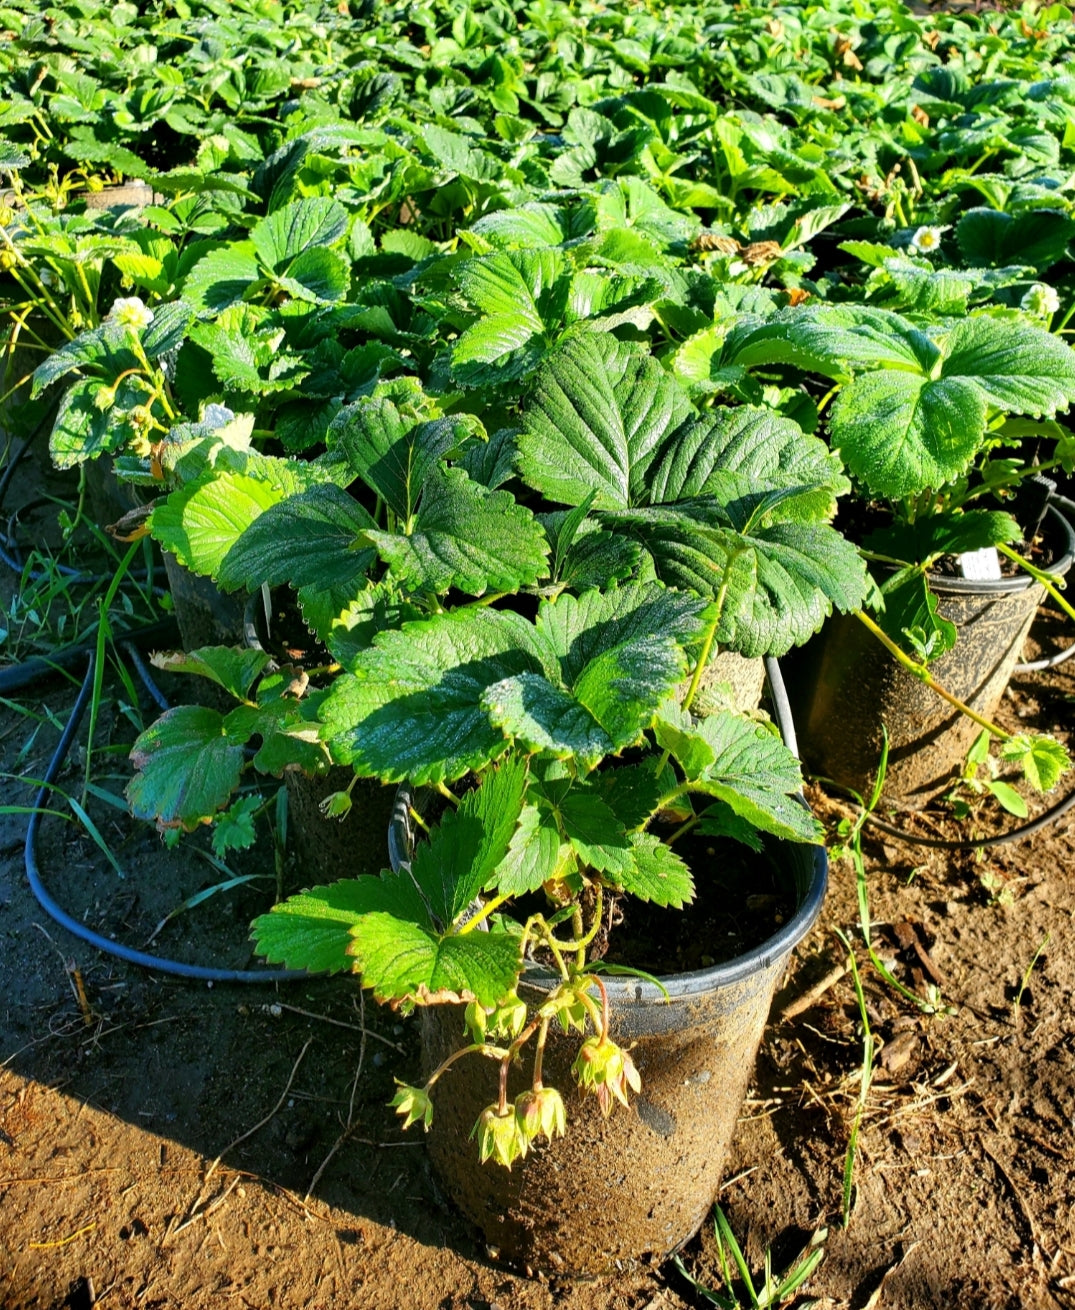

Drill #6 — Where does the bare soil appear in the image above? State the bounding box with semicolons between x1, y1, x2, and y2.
2;460;1074;1309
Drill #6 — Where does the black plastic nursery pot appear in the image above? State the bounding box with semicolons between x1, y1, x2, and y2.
284;764;395;882
163;550;247;652
243;591;395;881
787;503;1075;805
418;837;826;1277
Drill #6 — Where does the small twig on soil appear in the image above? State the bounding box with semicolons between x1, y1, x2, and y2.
861;1241;921;1310
265;1002;405;1052
305;992;368;1200
866;1080;974;1130
778;961;849;1020
168;1175;241;1237
165;1039;313;1244
716;1165;759;1193
205;1038;313;1184
979;1135;1051;1263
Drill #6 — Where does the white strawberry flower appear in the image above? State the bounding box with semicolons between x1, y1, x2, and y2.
108;296;155;329
1020;283;1061;319
908;225;948;254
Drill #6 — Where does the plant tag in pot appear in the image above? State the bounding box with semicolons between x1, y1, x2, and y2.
958;547;1002;581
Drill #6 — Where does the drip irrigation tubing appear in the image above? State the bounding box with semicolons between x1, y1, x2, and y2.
23;649;306;983
862;794;1075;851
1013;492;1075;674
0;616;180;695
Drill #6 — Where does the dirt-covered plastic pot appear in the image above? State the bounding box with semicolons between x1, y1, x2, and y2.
418;837;825;1276
786;503;1075;804
163;551;247;652
390;659;826;1276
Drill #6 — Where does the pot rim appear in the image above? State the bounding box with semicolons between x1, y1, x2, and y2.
913;502;1074;597
520;838;828;1005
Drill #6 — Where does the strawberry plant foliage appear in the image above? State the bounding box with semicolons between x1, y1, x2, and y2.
516;334;867;655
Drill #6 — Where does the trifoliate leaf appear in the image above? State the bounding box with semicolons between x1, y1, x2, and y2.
215;484;377;593
367;468;549;596
127;705;247;830
1000;733;1070;793
319;608;555;784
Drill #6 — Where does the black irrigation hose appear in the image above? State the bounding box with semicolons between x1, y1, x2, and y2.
863;792;1075;851
0;616;181;694
1013;491;1075;673
24;650;306;983
120;638;170;713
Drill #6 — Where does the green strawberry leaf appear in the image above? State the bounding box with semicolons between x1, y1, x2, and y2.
690;711;820;843
1000;733;1070;793
127;705;247;830
252;879;383;975
215;484;378;593
613;833;694;908
251;198;349;268
348;912;523;1008
367;468;549;596
941;316;1075;417
319;608;554;784
828;371;987;501
149;472;285;578
516;332;695;509
328;399;463;521
149;646;271;700
410;758;528;926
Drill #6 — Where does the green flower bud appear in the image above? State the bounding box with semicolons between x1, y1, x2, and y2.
472;1104;527;1169
389;1081;433;1132
92;386;116;413
515;1086;566;1147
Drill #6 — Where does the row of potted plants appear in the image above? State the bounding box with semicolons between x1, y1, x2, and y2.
3;0;1075;1276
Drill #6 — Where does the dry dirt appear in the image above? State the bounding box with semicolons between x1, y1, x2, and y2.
1;462;1074;1310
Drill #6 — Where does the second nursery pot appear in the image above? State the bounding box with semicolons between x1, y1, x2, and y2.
788;504;1075;804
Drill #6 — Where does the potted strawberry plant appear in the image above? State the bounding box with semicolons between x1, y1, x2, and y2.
680;301;1075;802
126;329;867;1271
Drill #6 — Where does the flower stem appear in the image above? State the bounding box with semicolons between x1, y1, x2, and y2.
853;609;1011;742
997;544;1075;627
